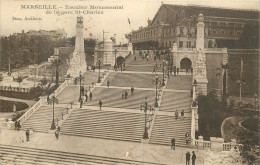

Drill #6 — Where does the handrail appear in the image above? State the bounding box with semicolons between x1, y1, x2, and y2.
17;99;43;124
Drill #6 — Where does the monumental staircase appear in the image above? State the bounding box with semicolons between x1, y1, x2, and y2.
84;87;155;109
125;54;163;72
149;115;191;147
61;109;147;142
0;144;164;165
21;106;66;133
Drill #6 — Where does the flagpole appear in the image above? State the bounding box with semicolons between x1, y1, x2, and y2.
240;57;243;102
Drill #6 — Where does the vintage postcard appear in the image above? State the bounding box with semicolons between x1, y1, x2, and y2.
0;0;259;164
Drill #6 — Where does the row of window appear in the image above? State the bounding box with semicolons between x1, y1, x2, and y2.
209;30;241;35
160;41;196;48
210;22;243;28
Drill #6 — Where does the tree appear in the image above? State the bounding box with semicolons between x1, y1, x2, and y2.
40;77;48;86
16;75;24;88
0;74;3;82
51;59;62;86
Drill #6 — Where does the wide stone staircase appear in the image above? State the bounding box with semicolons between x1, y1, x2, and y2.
125;54;163;72
0;144;164;165
84;87;155;109
149;115;191;147
21;106;66;133
61;109;146;142
160;92;192;112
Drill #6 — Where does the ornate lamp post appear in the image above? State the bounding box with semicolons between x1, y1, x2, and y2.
140;98;152;139
75;71;84;108
96;59;102;83
152;74;161;107
50;95;59;130
114;48;117;67
161;60;166;86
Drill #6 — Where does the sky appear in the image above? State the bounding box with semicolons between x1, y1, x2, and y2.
0;0;259;44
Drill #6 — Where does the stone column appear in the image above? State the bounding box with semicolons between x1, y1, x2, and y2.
103;39;113;66
194;14;208;95
128;42;133;55
172;43;178;67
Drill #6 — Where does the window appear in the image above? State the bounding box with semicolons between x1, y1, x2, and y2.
221;31;225;35
212;30;217;35
187;41;191;48
236;31;241;35
179;41;183;48
179;28;184;36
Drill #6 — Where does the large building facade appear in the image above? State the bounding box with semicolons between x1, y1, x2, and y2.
131;4;259;49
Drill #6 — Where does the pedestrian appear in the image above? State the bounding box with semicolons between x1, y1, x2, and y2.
134;56;136;61
191;67;193;74
131;86;134;95
47;95;50;105
153;66;156;73
181;110;184;120
26;129;30;142
154;55;156;61
55;129;59;140
186;151;191;165
123;62;126;68
185;132;190;144
177;67;179;74
125;91;128;100
186;68;188;74
174;67;176;76
80;99;83;108
98;100;102;110
120;65;123;72
74;78;77;85
146;54;149;61
175;110;178;120
17;121;21;131
107;80;110;87
171;137;175;150
57;126;61;132
15;121;18;131
85;94;88;102
192;151;196;165
122;92;125;100
191;89;193;97
89;92;92;101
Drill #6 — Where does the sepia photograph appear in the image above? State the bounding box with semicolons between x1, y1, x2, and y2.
0;0;259;164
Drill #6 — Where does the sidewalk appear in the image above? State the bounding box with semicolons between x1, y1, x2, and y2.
0;130;205;165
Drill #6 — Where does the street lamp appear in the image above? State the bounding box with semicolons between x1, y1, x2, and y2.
96;59;102;83
161;60;166;86
114;49;117;69
254;93;257;110
152;74;161;107
76;71;84;108
50;95;59;130
140;97;152;139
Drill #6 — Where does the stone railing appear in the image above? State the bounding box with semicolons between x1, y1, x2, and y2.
17;99;43;125
205;48;228;52
177;48;195;51
50;80;68;98
0;86;30;92
16;80;68;126
193;136;239;152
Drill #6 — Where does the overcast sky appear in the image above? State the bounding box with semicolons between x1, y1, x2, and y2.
0;0;259;43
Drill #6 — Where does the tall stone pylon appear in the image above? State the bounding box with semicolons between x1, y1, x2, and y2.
67;16;87;77
194;14;208;95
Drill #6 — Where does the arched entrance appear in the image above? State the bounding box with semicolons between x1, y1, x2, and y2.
180;58;192;70
116;56;125;66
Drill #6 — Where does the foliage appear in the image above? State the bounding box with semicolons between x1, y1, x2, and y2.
0;74;3;82
40;77;48;85
0;100;29;112
0;34;67;70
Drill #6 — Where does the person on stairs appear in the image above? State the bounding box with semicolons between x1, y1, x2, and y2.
171;137;175;150
26;129;30;142
131;86;134;95
89;92;92;101
175;110;179;120
85;93;88;102
107;80;110;87
181;110;184;120
98;100;102;110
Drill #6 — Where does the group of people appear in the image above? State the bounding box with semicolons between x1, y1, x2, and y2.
175;110;185;120
122;86;135;100
186;151;197;165
14;120;21;131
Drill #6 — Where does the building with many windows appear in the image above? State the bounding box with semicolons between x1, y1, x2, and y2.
130;4;259;49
